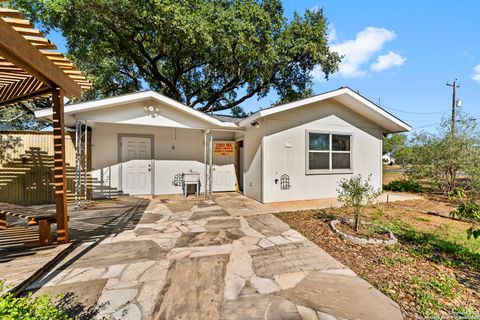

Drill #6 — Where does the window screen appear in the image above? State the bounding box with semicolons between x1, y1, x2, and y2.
307;132;352;173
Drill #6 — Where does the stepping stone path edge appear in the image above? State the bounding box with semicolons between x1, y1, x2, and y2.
329;219;398;246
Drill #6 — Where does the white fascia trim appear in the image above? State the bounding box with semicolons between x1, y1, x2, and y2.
35;91;238;128
239;89;345;127
346;90;411;132
239;88;411;132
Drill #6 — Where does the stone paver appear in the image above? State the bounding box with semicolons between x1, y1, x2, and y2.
245;214;290;236
25;194;404;320
282;271;403;320
155;255;228;320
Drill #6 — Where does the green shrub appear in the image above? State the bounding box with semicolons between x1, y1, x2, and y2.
0;281;71;320
337;174;381;231
451;201;480;239
383;178;424;193
447;187;467;200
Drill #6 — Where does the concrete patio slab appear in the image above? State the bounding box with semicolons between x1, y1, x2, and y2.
264;191;422;213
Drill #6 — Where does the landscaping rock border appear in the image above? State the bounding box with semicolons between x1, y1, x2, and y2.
329;219;398;245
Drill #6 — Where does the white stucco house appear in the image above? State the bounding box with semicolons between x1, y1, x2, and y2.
35;87;410;203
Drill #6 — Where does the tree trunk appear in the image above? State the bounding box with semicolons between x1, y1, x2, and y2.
354;207;361;232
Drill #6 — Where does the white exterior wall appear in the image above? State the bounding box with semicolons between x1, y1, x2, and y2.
90;122;235;196
261;100;383;203
242;120;263;202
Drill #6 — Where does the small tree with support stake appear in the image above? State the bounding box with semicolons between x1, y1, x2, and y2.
337;174;381;232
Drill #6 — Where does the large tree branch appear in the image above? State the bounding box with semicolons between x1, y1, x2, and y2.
118;69;141;89
131;37;180;99
198;72;243;111
200;72;277;112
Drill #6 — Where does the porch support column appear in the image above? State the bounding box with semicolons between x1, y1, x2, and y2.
208;130;213;199
52;87;69;243
203;130;208;198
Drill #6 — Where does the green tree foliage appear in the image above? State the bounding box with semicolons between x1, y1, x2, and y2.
382;133;412;166
6;0;341;114
383;133;407;155
0;102;50;131
230;106;249;118
406;113;480;194
337;174;381;231
451;201;480;239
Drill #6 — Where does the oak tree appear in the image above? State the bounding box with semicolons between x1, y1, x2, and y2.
7;0;341;113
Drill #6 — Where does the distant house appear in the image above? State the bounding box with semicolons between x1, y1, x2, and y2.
382;154;396;165
35;87;410;203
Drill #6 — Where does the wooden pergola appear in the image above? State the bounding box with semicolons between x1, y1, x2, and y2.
0;5;91;243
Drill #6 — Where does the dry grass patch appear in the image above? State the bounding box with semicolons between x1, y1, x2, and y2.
276;198;480;320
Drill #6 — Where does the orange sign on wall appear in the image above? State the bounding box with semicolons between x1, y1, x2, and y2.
214;142;234;155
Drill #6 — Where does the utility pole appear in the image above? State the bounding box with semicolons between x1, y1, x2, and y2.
446;79;460;134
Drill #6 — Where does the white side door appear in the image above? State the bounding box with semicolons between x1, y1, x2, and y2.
121;136;152;195
212;141;236;192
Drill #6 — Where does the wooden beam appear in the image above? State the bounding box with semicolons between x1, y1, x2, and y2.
0;8;22;18
12;26;42;36
51;88;69;243
0;18;82;99
0;86;50;107
1;17;33;28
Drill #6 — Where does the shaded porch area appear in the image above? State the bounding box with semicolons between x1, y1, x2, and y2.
0;197;149;294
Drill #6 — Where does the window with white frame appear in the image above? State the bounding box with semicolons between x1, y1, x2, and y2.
306;131;352;173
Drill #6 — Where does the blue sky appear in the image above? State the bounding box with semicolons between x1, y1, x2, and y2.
46;1;480;133
275;0;480;133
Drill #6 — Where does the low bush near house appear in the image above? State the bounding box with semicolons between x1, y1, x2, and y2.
383;178;424;193
337;174;381;231
0;281;71;320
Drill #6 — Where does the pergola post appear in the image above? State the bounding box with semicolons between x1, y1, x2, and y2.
51;88;68;243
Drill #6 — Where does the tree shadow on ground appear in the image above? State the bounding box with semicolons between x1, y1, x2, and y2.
55;292;107;320
395;227;480;292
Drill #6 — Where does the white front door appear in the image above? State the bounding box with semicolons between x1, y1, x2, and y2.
120;136;152;195
212;141;237;192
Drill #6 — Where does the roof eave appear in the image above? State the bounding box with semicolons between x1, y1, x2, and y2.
35;90;240;129
239;87;411;132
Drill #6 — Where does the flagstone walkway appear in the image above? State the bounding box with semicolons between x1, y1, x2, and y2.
28;195;403;320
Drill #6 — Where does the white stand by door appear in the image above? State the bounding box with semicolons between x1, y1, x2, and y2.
120;136;152;195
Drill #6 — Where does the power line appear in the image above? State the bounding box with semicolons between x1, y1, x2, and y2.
381;106;448;115
412;122;441;129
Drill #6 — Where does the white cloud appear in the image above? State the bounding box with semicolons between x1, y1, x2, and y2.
311;65;326;82
330;27;396;78
472;64;480;83
327;24;337;43
371;51;406;72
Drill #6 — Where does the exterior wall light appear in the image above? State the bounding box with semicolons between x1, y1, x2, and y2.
250;121;260;128
144;105;161;117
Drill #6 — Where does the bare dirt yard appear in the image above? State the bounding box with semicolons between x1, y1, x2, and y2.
383;164;405;185
277;196;480;320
